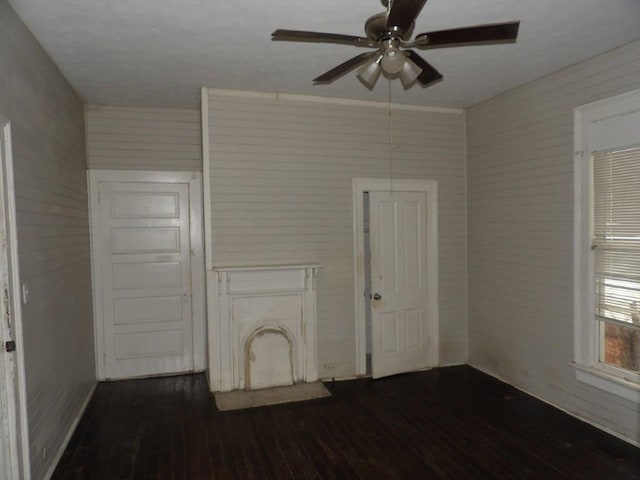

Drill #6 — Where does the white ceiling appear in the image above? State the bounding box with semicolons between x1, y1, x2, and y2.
8;0;640;109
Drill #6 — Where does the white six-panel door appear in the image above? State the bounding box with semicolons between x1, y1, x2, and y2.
369;191;431;378
97;180;194;379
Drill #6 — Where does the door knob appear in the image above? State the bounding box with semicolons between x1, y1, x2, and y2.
372;293;382;300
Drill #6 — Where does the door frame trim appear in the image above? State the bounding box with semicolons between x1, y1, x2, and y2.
0;116;29;479
88;170;206;380
352;178;439;376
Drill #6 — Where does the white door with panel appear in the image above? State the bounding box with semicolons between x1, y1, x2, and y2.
97;181;194;379
369;191;432;378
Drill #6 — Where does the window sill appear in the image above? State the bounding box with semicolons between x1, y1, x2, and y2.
572;363;640;403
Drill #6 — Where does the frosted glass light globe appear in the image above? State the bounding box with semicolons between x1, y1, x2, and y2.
381;47;404;74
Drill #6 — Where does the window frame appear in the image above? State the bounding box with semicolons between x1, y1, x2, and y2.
573;88;640;402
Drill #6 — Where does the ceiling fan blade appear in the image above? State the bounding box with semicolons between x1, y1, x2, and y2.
313;51;380;84
272;29;374;47
386;0;428;32
405;50;443;86
415;21;520;48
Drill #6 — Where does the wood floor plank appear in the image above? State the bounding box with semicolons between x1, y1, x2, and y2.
52;366;640;480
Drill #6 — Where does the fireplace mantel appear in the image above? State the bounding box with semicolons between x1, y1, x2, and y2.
207;264;321;392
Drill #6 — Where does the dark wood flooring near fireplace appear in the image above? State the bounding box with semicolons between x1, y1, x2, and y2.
52;366;639;480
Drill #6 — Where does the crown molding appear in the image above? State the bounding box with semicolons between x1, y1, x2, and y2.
205;87;463;114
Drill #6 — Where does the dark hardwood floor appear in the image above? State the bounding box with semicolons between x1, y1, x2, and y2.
52;366;640;479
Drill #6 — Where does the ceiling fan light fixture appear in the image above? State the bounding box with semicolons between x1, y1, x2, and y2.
399;55;423;86
380;46;405;74
357;54;383;88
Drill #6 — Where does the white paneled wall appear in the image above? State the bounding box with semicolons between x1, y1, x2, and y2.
206;90;466;378
0;1;94;478
86;105;201;171
467;40;640;443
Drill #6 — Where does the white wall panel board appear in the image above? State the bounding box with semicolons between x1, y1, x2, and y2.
86;105;201;172
467;39;640;444
0;1;94;478
207;91;467;378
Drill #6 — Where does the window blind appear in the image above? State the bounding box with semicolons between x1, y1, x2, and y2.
592;145;640;326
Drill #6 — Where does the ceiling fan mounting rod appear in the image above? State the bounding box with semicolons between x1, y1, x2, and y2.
365;11;413;43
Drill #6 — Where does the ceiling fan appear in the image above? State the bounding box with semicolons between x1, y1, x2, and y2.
272;0;520;89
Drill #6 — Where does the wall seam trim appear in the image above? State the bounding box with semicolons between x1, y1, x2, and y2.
201;87;213;270
462;108;469;363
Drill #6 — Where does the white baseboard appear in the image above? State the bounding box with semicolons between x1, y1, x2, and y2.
44;383;97;480
468;362;640;448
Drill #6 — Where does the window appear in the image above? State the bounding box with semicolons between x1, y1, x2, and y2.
593;146;640;372
574;88;640;402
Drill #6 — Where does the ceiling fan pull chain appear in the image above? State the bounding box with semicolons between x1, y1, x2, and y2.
388;78;394;194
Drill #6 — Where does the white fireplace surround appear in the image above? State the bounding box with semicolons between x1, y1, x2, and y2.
207;264;321;392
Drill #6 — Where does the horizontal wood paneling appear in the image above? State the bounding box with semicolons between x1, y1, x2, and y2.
0;1;94;478
86;105;201;171
466;39;640;443
207;91;466;378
